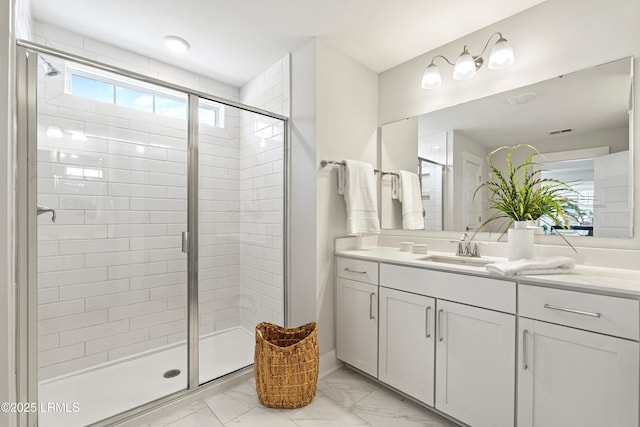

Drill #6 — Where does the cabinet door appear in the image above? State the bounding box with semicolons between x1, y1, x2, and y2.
435;300;515;427
378;287;435;406
518;318;639;427
336;278;378;377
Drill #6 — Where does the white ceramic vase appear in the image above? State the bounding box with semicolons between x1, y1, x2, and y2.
507;221;534;261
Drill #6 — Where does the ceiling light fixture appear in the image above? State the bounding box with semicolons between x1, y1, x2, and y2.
163;35;191;54
421;32;515;90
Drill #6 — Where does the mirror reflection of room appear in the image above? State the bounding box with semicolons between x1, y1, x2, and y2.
381;56;633;238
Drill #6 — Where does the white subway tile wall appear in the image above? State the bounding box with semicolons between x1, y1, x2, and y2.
198;110;242;336
238;57;289;332
34;23;287;381
36;76;191;381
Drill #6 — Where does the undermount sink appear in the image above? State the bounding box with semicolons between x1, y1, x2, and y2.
418;255;495;268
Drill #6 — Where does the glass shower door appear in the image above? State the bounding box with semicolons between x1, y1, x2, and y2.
197;100;286;384
35;53;189;426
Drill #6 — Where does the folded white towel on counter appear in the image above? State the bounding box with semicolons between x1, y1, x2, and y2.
485;256;575;276
398;170;424;230
339;160;380;235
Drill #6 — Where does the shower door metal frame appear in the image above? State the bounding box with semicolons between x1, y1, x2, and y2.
15;40;289;427
15;45;39;427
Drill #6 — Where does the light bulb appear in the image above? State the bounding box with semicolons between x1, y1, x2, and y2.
421;64;442;89
453;49;476;80
488;38;515;70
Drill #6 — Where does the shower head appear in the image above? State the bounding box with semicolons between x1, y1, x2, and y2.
38;54;61;77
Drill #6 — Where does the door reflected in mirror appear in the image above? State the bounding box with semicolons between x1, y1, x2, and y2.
380;56;634;238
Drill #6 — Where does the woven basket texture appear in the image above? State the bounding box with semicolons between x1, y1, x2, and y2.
254;322;319;409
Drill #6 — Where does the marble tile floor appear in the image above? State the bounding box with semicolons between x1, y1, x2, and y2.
140;366;459;427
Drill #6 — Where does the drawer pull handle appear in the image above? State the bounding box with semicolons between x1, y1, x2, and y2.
522;329;529;371
425;306;431;339
543;303;601;318
369;293;375;319
344;267;367;275
438;309;444;342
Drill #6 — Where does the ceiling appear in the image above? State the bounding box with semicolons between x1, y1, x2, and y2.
29;0;547;87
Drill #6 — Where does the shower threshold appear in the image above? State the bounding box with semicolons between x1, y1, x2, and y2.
38;326;254;427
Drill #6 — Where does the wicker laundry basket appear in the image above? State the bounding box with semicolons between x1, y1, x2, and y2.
254;322;319;409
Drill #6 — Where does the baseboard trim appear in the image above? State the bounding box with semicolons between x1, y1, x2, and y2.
319;349;343;379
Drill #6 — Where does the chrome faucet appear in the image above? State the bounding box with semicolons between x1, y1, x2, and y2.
455;233;468;256
453;233;484;258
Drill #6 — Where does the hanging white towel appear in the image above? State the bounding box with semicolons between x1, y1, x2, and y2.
337;165;345;196
485;256;575;276
339;160;380;235
397;170;424;230
390;174;400;200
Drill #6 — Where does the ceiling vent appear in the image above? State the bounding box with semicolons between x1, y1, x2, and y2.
548;128;574;135
507;92;538;105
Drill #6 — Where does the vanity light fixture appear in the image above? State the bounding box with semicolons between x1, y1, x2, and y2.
421;32;515;89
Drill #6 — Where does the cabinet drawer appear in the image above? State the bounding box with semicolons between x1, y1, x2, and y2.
337;257;379;285
519;284;639;341
380;263;515;313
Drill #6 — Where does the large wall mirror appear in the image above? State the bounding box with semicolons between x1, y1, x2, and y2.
380;56;634;239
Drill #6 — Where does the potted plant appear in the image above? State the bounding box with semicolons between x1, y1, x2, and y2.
474;144;579;259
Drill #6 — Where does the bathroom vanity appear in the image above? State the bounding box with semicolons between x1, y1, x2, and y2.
335;241;640;427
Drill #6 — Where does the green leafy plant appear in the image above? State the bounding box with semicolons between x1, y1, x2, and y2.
473;144;580;250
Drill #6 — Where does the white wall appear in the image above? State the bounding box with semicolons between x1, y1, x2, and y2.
379;0;640;253
315;39;378;353
289;39;317;332
289;38;378;356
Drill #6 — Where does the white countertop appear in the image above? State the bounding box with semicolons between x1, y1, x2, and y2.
335;246;640;298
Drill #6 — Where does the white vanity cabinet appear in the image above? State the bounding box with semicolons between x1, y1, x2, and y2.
517;284;640;427
335;257;379;377
379;263;516;427
378;286;435;405
435;300;515;427
336;249;640;427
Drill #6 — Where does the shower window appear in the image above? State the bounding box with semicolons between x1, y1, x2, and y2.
67;65;224;127
70;74;114;103
115;86;153;112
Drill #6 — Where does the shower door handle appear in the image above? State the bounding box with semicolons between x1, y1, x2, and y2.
181;232;189;253
37;204;56;222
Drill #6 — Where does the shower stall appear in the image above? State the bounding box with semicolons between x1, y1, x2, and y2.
16;43;287;427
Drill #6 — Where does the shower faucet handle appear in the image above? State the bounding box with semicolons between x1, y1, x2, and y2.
37;204;56;223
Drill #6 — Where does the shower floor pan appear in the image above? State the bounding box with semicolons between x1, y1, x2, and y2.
38;326;254;427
